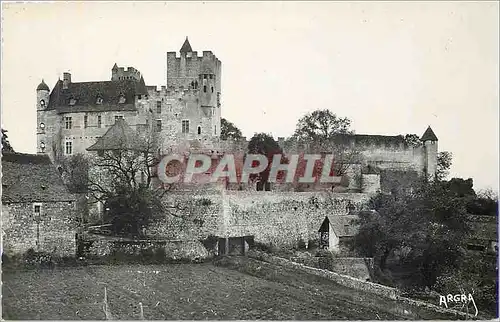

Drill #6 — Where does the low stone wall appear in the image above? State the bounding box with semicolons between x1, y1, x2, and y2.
84;235;210;261
249;250;479;319
249;250;399;300
290;255;373;280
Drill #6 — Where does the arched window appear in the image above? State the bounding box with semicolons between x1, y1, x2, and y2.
197;126;201;135
203;86;207;93
40;99;46;107
211;86;214;93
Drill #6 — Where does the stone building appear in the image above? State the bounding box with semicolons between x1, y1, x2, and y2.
2;153;77;256
36;37;221;163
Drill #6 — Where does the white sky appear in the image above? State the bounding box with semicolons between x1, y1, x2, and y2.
1;2;498;192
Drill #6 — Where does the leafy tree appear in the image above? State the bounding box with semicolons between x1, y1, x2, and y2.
247;133;287;186
436;151;453;181
1;129;14;153
220;118;243;140
291;109;353;142
352;179;470;288
289;110;361;178
58;154;89;193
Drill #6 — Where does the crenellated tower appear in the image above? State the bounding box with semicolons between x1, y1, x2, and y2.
165;37;222;140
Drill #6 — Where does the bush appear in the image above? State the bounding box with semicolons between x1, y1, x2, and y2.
297;239;307;250
307;239;319;250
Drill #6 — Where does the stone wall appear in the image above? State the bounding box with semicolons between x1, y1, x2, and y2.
2;202;76;257
290;255;374;280
85;235;210;261
147;190;370;250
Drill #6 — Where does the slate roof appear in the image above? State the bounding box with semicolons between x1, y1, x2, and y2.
2;153;75;203
420;126;438;141
180;37;193;53
46;77;148;113
86;118;146;151
468;216;497;241
318;215;359;237
36;79;50;91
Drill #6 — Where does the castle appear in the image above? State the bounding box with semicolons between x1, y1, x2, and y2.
35;37;438;194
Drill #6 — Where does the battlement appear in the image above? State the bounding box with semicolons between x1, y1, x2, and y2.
111;64;142;81
167;50;218;61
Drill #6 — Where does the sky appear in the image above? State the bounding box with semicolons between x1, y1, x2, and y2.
1;1;498;192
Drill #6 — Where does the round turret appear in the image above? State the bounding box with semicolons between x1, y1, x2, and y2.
37;79;50;91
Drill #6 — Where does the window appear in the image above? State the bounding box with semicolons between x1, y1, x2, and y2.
211;86;214;93
65;117;72;129
65;141;73;155
197;126;201;135
115;115;123;123
138;95;142;100
182;120;190;133
209;75;213;79
97;115;102;128
40;142;45;152
96;96;103;105
119;95;126;104
84;115;88;128
156;101;162;114
33;204;41;215
69;98;77;106
156;120;162;132
39;123;45;131
40;99;46;107
214;125;217;135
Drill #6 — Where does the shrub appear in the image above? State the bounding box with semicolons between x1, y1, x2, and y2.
297;239;307;250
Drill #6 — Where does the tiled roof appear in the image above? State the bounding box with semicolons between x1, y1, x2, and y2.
36;79;50;91
2;153;76;203
421;126;438;141
180;37;193;53
86;118;146;151
47;77;148;113
318;215;359;237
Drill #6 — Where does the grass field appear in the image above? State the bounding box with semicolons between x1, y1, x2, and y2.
2;257;460;320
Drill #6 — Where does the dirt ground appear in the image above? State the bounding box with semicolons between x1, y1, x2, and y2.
2;257;461;320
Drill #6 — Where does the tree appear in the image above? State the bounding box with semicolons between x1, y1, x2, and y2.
289;110;361;179
291;109;353;142
247;133;287;187
436;151;452;181
220;118;243;141
1;129;14;153
352;179;470;289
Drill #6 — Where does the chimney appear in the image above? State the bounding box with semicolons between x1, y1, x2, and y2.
63;72;71;89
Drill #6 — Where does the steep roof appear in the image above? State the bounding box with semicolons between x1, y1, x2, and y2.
86;118;146;151
180;37;193;53
420;126;438;141
2;153;75;203
36;79;50;91
318;215;359;237
47;77;148;113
